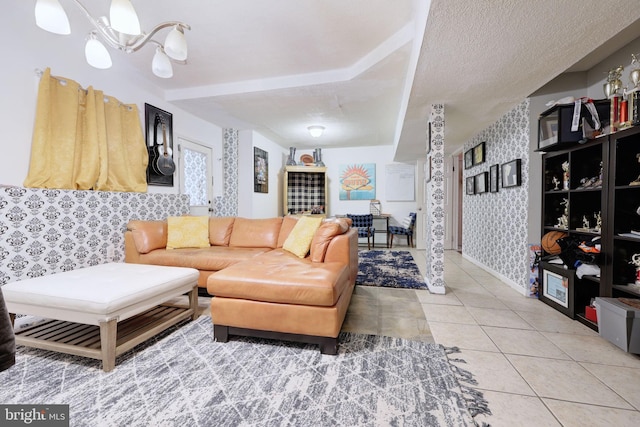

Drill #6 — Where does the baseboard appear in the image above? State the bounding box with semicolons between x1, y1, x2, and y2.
461;253;527;296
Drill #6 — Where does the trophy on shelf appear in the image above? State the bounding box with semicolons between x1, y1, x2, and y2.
556;198;569;229
629;254;640;285
594;211;602;234
603;65;624;98
577;215;591;232
562;161;570;190
630;54;640;88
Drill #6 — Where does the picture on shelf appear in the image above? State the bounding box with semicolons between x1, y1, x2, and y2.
501;158;522;188
472;141;486;165
464;149;473;169
465;176;475;195
475;172;488;194
489;164;499;192
542;268;569;308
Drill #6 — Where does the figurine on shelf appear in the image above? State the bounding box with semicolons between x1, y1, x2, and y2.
629;253;640;285
593;161;603;188
594;211;602;234
583;215;590;229
552;176;560;190
562;161;570;190
556;198;569;229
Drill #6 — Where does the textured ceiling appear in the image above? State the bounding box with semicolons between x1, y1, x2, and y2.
24;0;640;160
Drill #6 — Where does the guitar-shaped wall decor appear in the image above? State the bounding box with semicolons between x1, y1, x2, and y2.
154;115;175;176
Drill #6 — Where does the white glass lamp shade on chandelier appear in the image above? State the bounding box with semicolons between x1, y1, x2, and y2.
34;0;190;78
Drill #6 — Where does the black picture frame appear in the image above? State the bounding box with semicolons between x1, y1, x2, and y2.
254;147;268;193
473;141;486;166
464;149;473;169
465;176;475;195
489;164;499;193
145;103;174;187
501;159;522;188
426;122;432;154
475;172;488;194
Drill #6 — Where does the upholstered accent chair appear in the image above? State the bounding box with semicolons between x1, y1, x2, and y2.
346;213;375;250
388;212;417;248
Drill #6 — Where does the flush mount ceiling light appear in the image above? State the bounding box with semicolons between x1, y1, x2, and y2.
34;0;190;78
308;126;325;138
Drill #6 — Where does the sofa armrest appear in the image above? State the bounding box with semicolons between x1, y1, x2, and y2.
324;228;358;285
125;220;168;256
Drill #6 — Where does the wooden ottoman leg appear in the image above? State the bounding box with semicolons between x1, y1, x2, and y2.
189;285;199;320
213;324;229;342
99;318;118;372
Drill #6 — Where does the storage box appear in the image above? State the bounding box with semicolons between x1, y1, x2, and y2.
585;305;597;323
595;297;640;354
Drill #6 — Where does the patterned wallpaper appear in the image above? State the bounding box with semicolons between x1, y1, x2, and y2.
0;186;189;285
214;129;239;216
462;99;530;291
426;104;446;294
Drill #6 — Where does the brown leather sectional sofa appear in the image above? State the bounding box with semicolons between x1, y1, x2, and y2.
124;216;358;354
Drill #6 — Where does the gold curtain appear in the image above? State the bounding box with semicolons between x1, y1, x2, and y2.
24;68;148;192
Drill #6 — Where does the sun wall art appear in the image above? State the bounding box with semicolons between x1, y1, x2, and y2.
339;163;376;200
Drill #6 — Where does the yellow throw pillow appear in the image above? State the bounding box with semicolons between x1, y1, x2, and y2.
166;216;210;250
282;216;323;258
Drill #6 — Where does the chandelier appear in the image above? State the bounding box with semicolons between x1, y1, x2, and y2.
34;0;191;78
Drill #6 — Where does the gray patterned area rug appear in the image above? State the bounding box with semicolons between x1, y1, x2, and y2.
1;316;489;426
357;250;427;289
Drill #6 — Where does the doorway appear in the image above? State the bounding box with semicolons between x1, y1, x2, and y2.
178;137;214;216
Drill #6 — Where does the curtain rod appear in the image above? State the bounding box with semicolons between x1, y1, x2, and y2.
34;68;133;110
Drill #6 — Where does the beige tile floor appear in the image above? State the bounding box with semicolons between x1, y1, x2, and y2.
343;247;640;427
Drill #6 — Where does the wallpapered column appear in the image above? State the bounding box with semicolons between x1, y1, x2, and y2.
426;104;446;294
214;129;239;216
462;99;530;292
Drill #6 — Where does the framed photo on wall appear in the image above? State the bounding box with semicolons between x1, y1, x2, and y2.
145;103;174;187
501;159;522;188
472;141;486;165
465;176;475;195
464;149;473;169
427;122;432;154
475;172;488;194
489;164;499;193
254;147;268;193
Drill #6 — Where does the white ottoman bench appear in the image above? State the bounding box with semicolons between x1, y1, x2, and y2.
2;263;199;372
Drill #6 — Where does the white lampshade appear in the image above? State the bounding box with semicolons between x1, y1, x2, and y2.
109;0;141;35
35;0;70;35
308;126;325;138
164;26;188;61
85;36;112;69
152;47;173;78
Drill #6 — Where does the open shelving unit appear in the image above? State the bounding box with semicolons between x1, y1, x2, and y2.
538;105;640;332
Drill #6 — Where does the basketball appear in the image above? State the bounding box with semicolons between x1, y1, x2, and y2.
541;231;567;255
